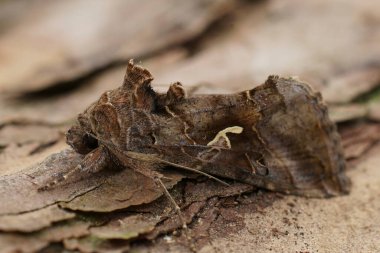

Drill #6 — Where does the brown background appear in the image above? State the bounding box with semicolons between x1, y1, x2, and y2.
0;0;379;252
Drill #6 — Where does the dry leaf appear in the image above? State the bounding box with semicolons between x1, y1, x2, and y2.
0;125;62;147
0;220;91;253
329;104;368;123
340;123;380;160
0;205;74;233
89;214;159;240
0;140;67;177
369;102;380;121
60;169;183;212
0;0;235;93
153;0;380;93
0;149;87;214
0;149;183;214
322;65;380;104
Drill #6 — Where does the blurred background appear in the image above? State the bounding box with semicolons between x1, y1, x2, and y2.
1;0;380;197
0;0;380;125
1;0;380;124
0;0;380;252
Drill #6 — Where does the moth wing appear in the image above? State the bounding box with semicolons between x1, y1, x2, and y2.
146;78;350;198
246;78;350;197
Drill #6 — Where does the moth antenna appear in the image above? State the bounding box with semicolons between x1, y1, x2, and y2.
152;157;230;187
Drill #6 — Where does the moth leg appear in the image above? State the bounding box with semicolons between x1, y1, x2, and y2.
153;175;196;251
244;153;269;177
38;146;109;191
245;153;257;174
106;150;188;233
155;176;186;228
106;148;196;249
133;162;191;241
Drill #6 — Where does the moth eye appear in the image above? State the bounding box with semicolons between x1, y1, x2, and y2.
66;125;98;154
83;133;98;150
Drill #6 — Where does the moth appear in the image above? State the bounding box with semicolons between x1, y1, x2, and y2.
42;60;350;202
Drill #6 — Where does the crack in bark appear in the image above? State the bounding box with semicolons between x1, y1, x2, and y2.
0;183;103;217
60;183;105;206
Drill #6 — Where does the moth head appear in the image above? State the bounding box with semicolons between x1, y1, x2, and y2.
66;124;98;154
66;96;122;153
67;60;157;153
66;102;98;154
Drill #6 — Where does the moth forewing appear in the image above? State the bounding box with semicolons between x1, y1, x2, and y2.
148;76;349;198
58;61;349;200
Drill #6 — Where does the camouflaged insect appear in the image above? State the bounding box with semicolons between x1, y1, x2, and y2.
44;60;350;198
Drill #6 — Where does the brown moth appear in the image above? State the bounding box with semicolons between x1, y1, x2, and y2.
43;60;350;199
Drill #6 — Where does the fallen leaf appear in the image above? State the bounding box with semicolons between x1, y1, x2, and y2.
64;236;130;253
329;104;368;123
154;0;380;93
60;169;183;212
0;233;48;253
0;140;67;177
340;123;380;160
322;65;380;104
0;219;91;253
0;0;235;93
144;180;254;240
369;101;380;121
89;214;159;240
0;148;183;214
0;205;74;233
0;124;62;147
0;149;88;215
